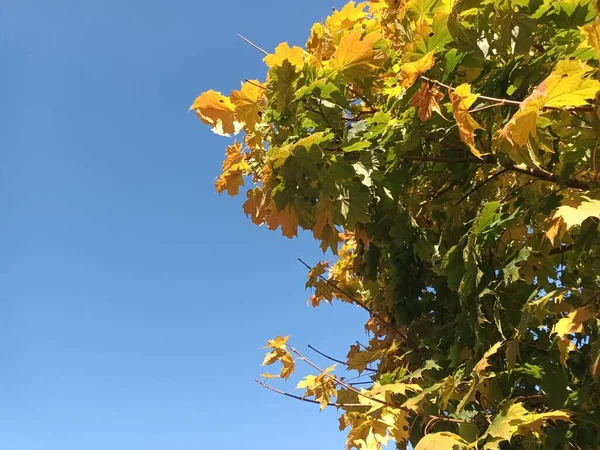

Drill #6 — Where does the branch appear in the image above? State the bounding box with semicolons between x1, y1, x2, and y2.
298;258;412;345
308;344;378;373
402;154;591;191
347;85;377;113
290;346;465;423
237;34;268;55
420;75;594;112
452;168;510;206
255;379;367;408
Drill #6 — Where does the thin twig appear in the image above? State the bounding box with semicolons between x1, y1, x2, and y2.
420;75;522;106
290;346;465;423
452;168;509;206
593;138;600;182
401;154;591;190
237;34;268;55
347;85;377;112
244;78;266;90
255;379;367;408
308;344;378;373
298;258;412;345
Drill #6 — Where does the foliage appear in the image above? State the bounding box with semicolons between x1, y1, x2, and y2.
192;0;600;448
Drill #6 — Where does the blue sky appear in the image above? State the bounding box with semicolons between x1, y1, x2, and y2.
0;1;369;449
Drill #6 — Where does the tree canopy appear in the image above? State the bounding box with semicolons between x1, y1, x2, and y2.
192;0;600;448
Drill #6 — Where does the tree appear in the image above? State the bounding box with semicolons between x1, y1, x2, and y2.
191;1;600;448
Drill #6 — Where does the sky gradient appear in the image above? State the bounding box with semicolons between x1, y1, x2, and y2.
0;1;369;449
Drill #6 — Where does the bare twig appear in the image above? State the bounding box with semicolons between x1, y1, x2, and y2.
401;154;591;191
593;138;600;182
308;344;378;373
347;85;377;112
298;258;412;345
237;34;268;55
290;346;465;423
421;75;594;112
255;379;366;408
244;78;266;90
452;168;509;206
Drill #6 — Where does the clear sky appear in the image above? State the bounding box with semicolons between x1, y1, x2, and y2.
0;1;369;449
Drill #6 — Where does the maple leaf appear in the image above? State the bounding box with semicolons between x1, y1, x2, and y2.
296;365;337;410
312;198;339;252
413;432;468;450
330;30;385;80
261;335;295;380
483;401;570;449
342;413;390;450
501;60;600;148
214;142;249;196
551;306;596;338
190;90;242;136
449;84;483;158
265;202;300;238
546;196;600;242
264;42;306;71
230;80;265;130
410;81;445;121
399;50;435;89
580;16;600;58
326;2;368;32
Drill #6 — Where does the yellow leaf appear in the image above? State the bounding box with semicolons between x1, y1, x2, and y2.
190;90;242;136
264;42;306;71
214;142;249;196
483;401;570;448
347;345;381;373
330;30;385;80
449;84;483;158
502;60;600;148
557;337;576;368
414;432;468;450
580;16;600;58
261;335;295;380
551;195;600;230
474;341;503;376
400;50;436;89
230;80;265;130
410;81;445;121
243;188;269;225
297;366;337;410
551;306;596;338
326;2;368;32
381;408;410;444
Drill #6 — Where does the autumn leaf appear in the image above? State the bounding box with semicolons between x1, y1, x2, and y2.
230;80;265;130
264;42;306;71
399;50;435;89
214;142;249;196
296;365;337;410
551;306;596;338
190;90;242;136
326;2;368;32
483;401;570;449
265;202;300;238
261;335;295;380
330;30;385;80
410;81;445;121
449;84;483;158
547;196;600;242
502;60;600;148
580;16;600;57
413;432;468;450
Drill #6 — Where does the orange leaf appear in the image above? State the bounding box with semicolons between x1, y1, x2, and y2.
449;84;483;158
410;81;445;121
214;142;249;196
265;203;299;238
190;90;242;136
